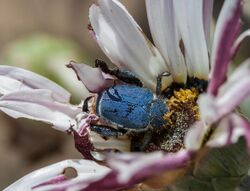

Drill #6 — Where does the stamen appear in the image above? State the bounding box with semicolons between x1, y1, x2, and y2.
164;88;200;128
144;87;201;153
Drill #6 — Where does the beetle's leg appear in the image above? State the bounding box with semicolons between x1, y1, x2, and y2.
113;70;143;87
95;59;143;86
140;130;153;151
90;124;127;138
156;71;171;96
95;59;112;74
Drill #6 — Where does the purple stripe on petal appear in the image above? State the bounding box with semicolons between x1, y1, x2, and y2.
67;61;114;93
32;175;67;189
73;130;95;160
72;114;99;159
83;151;191;190
4;159;110;191
208;0;242;95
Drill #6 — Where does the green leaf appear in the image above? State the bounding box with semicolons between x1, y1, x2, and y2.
212;177;243;191
193;138;250;180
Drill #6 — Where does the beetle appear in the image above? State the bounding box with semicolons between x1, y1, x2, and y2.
83;59;170;139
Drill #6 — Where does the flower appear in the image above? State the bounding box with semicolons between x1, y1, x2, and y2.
1;0;250;190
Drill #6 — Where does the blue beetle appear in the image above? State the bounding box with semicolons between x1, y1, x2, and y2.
83;59;170;138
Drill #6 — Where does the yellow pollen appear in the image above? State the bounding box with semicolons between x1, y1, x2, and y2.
164;88;200;127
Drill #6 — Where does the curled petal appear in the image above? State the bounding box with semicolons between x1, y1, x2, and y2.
206;114;250;153
89;0;172;91
231;29;250;58
146;0;187;83
67;61;114;93
0;89;80;131
174;0;209;80
4;159;110;191
208;0;242;95
0;65;71;102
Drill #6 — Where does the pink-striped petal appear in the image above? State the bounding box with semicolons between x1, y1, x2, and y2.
67;61;114;93
213;60;250;119
82;150;191;190
4;159;110;191
0;89;80;131
89;0;172;91
199;59;250;124
174;0;209;80
146;0;187;83
206;114;250;152
0;65;71;103
208;0;242;95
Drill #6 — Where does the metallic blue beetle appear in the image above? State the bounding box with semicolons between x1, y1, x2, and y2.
96;84;168;131
83;59;170;137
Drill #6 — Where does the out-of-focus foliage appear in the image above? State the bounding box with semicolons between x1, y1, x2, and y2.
0;34;90;102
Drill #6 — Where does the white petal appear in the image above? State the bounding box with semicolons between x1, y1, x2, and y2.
198;93;220;124
185;121;209;150
215;60;250;117
146;0;187;83
0;65;71;103
4;159;110;191
219;58;250;94
203;0;214;50
0;89;80;131
0;76;31;95
174;0;209;79
216;77;250;117
89;0;172;91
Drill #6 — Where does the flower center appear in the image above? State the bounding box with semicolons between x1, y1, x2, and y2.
131;78;207;153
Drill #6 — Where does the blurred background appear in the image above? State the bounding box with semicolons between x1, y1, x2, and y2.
0;0;249;189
